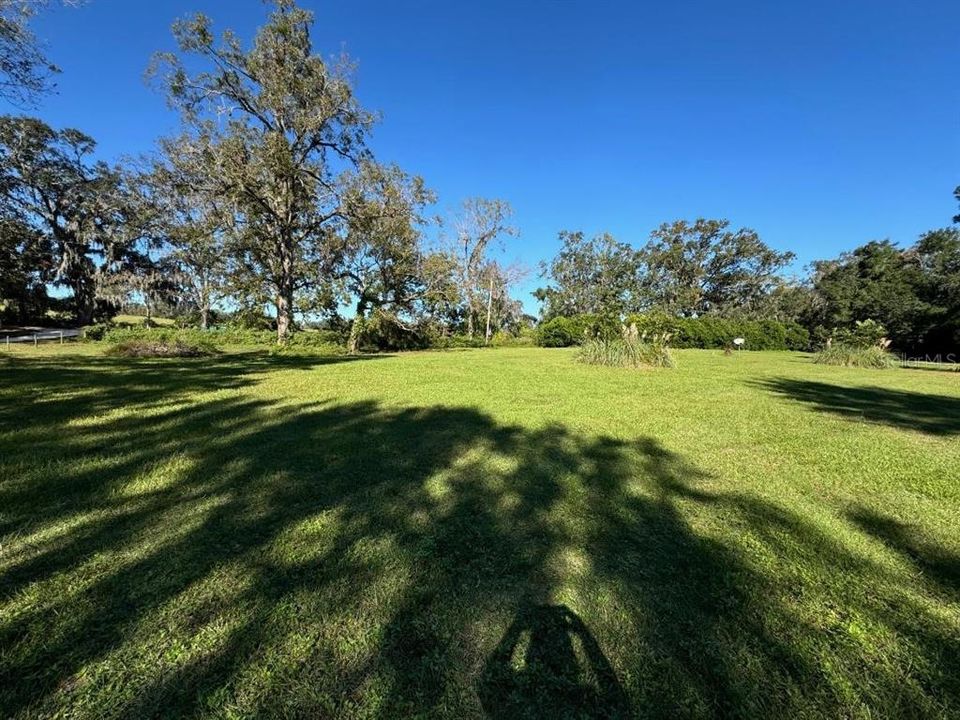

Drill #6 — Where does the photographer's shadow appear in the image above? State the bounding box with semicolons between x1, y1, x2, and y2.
479;604;630;719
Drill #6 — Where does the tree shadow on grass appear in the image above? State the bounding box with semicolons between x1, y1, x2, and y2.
0;359;958;718
754;377;960;436
849;507;960;597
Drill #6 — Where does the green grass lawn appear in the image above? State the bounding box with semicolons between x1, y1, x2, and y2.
1;346;958;719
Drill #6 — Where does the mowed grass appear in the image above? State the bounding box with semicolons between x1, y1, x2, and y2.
1;346;958;719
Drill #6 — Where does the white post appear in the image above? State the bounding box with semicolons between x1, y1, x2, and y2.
34;334;38;347
60;330;63;344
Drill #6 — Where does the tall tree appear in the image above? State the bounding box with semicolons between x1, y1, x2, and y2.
642;219;794;318
151;0;377;342
448;197;516;337
335;163;433;352
912;227;960;354
142;135;229;329
479;260;526;342
0;115;134;324
535;230;644;319
807;240;931;351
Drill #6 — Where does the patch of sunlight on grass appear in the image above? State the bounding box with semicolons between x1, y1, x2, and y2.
115;452;196;497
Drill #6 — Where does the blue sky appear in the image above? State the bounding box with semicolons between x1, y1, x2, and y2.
17;0;960;312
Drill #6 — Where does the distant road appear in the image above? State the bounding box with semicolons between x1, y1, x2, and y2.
2;328;81;343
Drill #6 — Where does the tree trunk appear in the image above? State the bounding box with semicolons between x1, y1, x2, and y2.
73;277;96;326
347;312;364;355
199;279;210;330
347;303;367;354
276;287;293;343
275;240;295;343
484;275;494;344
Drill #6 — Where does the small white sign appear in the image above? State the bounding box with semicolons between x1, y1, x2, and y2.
733;337;745;346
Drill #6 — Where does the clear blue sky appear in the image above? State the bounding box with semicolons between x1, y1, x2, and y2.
17;0;960;312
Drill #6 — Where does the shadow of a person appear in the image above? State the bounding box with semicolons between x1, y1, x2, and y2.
480;604;631;719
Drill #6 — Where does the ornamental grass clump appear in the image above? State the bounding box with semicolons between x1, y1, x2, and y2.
814;320;898;369
814;343;898;369
577;323;675;368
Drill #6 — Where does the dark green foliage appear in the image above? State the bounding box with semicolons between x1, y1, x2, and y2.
535;230;645;319
98;326;345;352
535;315;594;347
642;218;795;317
0;116;137;326
349;310;431;352
628;314;808;350
81;323;112;341
783;322;812;352
0;216;51;324
913;228;960;355
805;238;960;356
538;314;809;351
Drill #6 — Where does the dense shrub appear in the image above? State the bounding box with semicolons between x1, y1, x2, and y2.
536;315;594;347
350;311;433;352
98;326;344;353
105;340;216;358
630;314;809;351
82;323;112;341
814;344;898;369
540;313;809;351
783;322;811;352
490;329;536;347
227;308;276;331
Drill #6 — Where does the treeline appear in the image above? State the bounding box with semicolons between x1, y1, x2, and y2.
1;0;958;356
0;2;528;346
534;209;960;356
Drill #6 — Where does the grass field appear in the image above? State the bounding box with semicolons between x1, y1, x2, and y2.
1;346;958;718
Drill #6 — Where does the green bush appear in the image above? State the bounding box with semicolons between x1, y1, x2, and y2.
536;315;595;347
82;323;112;341
490;329;536;347
350;310;432;352
98;326;344;353
625;314;809;351
783;322;811;351
814;344;898;369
